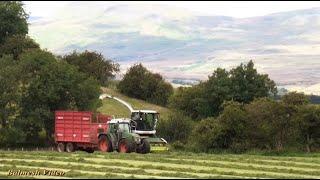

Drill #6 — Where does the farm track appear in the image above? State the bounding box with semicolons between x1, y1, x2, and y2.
0;151;319;179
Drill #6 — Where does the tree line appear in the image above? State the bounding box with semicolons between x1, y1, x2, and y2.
157;65;320;153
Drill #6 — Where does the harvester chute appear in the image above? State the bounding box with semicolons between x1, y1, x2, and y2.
100;93;169;152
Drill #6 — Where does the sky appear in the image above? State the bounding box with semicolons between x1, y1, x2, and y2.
24;1;320;19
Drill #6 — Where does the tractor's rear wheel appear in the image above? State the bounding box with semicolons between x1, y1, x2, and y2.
98;135;113;152
66;143;75;153
137;139;150;154
118;139;132;153
57;143;65;152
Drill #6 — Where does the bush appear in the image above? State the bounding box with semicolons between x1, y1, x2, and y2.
189;101;249;153
294;104;320;152
170;141;187;151
118;63;173;106
245;98;295;151
187;96;319;153
157;111;194;144
0;127;26;147
0;35;39;60
189;117;223;152
282;91;310;106
217;101;249;152
169;84;207;119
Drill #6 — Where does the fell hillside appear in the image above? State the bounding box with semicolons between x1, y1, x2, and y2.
98;87;171;119
29;4;320;95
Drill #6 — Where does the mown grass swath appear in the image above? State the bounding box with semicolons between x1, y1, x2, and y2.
0;151;320;179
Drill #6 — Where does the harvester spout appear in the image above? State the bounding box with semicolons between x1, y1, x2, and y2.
99;93;134;112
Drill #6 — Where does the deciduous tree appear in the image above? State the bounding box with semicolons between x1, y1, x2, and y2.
62;51;120;86
0;1;28;44
118;63;173;106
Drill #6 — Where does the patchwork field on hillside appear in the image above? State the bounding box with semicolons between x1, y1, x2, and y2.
1;151;320;179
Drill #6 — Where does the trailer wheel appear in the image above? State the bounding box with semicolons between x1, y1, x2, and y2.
118;139;132;153
98;135;113;152
137;139;150;154
57;143;65;152
66;143;75;153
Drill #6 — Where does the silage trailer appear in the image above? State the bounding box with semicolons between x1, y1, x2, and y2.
54;111;112;153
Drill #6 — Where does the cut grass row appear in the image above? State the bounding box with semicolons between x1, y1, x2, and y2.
81;157;320;179
0;154;320;172
1;154;320;178
1;151;320;178
0;165;134;179
103;153;320;169
0;160;240;179
67;153;320;170
0;159;253;179
98;152;320;166
3;150;320;164
0;160;197;179
2;153;320;176
0;150;320;170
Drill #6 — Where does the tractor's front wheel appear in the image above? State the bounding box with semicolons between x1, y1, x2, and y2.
137;139;150;154
98;135;113;152
118;139;132;153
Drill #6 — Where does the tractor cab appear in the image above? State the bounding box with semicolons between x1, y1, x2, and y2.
110;120;131;133
130;110;159;135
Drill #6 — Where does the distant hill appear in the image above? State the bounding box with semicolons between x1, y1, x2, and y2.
28;3;320;95
310;95;320;104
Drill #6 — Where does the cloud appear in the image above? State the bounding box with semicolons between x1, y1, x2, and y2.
282;83;320;95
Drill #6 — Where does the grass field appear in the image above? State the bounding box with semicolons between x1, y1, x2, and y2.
98;87;171;119
1;150;320;179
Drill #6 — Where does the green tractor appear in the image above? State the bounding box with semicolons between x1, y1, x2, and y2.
98;118;151;153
